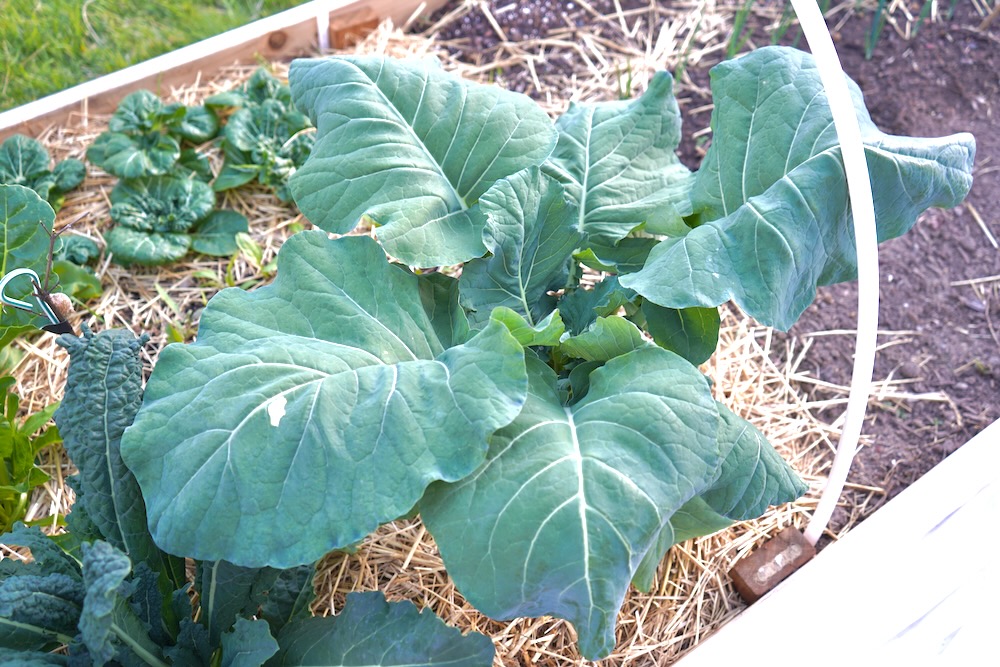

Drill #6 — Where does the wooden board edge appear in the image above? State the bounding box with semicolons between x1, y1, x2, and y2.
0;0;447;140
675;417;1000;663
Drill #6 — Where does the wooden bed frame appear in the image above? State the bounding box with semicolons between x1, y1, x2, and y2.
0;0;446;140
678;418;999;663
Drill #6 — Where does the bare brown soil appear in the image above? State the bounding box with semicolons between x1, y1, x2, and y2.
787;2;1000;519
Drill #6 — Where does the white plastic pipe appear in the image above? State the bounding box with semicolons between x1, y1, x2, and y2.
787;0;881;546
316;0;332;52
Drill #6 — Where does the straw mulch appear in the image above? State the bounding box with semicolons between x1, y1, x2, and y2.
1;3;942;664
3;62;308;544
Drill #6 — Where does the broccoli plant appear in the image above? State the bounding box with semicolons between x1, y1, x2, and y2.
0;134;85;211
116;48;974;660
86;90;218;180
104;175;248;266
208;68;314;201
0;327;494;666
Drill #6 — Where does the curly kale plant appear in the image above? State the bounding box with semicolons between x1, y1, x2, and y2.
209;68;314;201
0;134;85;211
0;327;494;667
118;48;975;659
105;175;247;266
86;90;218;180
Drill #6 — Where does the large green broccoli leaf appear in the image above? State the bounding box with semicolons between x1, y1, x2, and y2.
421;351;724;660
621;46;975;330
269;591;494;666
221;617;279;667
557;275;636;336
289;56;557;266
0;185;56;335
459;167;583;327
640;302;721;366
542;71;694;243
631;403;808;591
556;316;650;362
121;232;528;568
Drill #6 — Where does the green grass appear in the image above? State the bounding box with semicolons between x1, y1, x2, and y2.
0;0;306;112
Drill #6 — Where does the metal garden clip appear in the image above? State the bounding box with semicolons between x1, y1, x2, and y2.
0;268;74;335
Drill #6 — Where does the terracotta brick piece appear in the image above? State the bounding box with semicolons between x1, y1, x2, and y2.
729;528;816;604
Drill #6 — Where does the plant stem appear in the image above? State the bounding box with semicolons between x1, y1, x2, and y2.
111;622;170;667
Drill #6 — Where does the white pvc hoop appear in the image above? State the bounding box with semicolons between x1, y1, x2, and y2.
787;0;881;546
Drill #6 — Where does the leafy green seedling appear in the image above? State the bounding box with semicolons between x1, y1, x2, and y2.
104;175;248;266
205;67;294;110
211;69;315;201
86;90;219;180
0;376;61;534
0;134;85;211
53;234;100;266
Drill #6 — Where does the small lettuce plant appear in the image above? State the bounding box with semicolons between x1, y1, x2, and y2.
0;134;85;211
117;47;974;659
86;90;218;180
105;175;248;266
208;68;314;201
0;327;493;666
205;66;295;110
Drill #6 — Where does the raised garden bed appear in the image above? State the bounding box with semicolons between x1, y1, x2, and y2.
0;0;994;664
